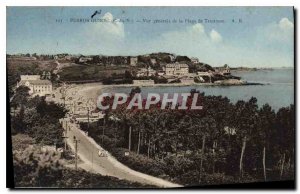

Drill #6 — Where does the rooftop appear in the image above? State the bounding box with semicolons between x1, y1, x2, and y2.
19;79;52;85
166;63;189;68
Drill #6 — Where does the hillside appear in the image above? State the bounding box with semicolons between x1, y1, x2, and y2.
7;53;217;87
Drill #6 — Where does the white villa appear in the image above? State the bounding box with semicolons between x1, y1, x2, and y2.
79;57;93;63
130;57;138;66
136;66;156;77
216;65;231;76
164;63;189;76
17;75;52;96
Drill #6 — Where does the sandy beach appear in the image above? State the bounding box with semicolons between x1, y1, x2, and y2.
55;79;253;106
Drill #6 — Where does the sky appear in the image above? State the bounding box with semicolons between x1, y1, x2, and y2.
7;7;294;67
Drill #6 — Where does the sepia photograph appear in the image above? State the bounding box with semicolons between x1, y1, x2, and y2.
6;6;295;189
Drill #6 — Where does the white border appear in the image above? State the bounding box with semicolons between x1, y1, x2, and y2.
1;1;298;194
0;0;297;6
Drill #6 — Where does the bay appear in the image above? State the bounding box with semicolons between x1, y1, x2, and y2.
104;68;294;111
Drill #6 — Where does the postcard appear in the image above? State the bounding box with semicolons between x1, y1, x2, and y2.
7;6;295;189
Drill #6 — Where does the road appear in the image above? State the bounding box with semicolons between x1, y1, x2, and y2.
61;118;182;188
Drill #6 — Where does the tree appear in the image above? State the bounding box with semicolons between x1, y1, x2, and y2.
85;88;295;185
129;112;146;154
36;100;67;121
11;85;30;110
203;95;233;174
256;104;275;181
124;70;133;80
189;115;216;182
11;86;31;132
30;122;64;146
13;146;63;187
275;105;295;180
233;97;258;178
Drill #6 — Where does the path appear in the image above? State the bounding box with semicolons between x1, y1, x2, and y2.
61;118;182;188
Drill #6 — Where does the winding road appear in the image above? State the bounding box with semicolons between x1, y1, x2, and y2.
61;118;182;188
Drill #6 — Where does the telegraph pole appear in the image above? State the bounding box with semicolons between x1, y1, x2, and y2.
102;116;105;144
102;125;105;144
128;126;132;151
75;139;78;170
65;119;68;130
87;107;90;130
61;83;67;107
62;130;68;151
91;148;94;171
54;139;57;151
62;119;68;150
73;136;80;171
73;102;76;115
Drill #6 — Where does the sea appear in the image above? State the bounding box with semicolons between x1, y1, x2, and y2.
104;68;294;112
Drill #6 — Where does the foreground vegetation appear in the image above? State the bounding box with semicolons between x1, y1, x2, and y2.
13;144;152;188
10;86;150;188
81;88;294;186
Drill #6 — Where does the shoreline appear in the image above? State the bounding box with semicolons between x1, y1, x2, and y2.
65;80;264;90
57;81;265;106
102;81;264;88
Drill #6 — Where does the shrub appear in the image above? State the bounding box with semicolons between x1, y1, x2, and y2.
61;169;154;188
100;135;119;150
111;148;166;177
12;134;35;151
176;171;236;186
163;155;194;177
201;173;236;185
13;146;63;187
13;146;152;188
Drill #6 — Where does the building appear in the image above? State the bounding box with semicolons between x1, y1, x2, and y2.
190;57;199;64
181;78;195;84
20;75;40;81
216;65;231;76
197;72;212;83
17;75;52;96
130;57;138;66
136;66;156;77
164;63;189;76
221;66;231;75
150;58;157;65
157;71;165;76
64;55;73;60
79;57;93;63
